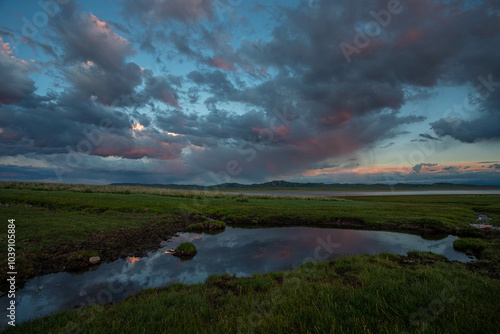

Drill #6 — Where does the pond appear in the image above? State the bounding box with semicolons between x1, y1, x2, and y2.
0;226;474;326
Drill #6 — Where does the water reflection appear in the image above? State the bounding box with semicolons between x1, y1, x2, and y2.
0;226;474;326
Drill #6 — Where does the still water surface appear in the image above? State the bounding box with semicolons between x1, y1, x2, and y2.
1;226;474;326
230;190;500;197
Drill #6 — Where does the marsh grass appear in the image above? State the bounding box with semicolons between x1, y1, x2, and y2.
4;253;499;334
1;183;500;332
0;181;346;201
187;220;226;231
1;184;499;283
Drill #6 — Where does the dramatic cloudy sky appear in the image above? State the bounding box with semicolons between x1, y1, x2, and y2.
0;0;499;185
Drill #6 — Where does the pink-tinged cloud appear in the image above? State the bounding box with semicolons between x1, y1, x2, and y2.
296;132;357;157
57;11;135;71
320;111;352;126
252;244;293;260
91;133;185;160
0;173;18;178
210;57;237;71
161;90;182;109
252;124;292;141
0;128;21;141
86;13;134;66
358;38;385;56
0;39;13;55
272;124;292;137
132;123;145;131
243;65;271;80
397;28;424;49
301;162;500;179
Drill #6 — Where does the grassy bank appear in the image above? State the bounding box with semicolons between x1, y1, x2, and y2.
2;184;499;229
4;252;499;333
187;220;226;231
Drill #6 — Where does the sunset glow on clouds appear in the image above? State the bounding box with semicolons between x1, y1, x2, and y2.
0;0;499;185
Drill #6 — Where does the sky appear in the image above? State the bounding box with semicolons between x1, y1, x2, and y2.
0;0;499;185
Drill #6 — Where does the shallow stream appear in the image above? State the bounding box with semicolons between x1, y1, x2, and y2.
0;226;474;326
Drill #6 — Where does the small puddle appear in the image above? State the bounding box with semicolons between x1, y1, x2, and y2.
470;212;500;230
0;226;474;327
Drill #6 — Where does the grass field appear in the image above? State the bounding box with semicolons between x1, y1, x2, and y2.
0;182;499;333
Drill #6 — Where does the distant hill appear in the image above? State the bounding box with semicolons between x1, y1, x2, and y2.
110;181;500;191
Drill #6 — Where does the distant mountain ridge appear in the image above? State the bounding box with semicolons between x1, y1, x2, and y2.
110;181;500;191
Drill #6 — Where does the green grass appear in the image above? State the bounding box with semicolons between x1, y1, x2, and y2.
454;238;489;255
1;182;500;332
1;183;499;286
187;220;226;231
453;237;500;271
4;252;499;334
0;203;178;281
175;242;197;253
2;187;498;229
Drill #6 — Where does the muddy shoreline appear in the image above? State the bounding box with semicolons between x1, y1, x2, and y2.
1;215;191;292
1;215;495;292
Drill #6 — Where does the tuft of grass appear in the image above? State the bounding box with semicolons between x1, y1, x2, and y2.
174;242;197;256
453;238;488;255
187;220;226;231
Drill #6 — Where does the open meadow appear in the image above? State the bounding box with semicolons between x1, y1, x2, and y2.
0;182;499;333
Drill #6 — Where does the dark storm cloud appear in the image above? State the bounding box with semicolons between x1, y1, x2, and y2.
380;142;395;149
0;93;190;162
121;0;215;23
131;71;183;109
155;107;272;149
489;164;500;169
48;2;148;106
412;163;438;174
0;96;130;155
0;2;172;159
166;111;425;181
167;0;499;180
431;112;500;143
0;161;199;185
442;166;460;173
66;61;143;105
187;70;236;98
51;2;136;70
232;0;500;133
187;87;200;104
419;133;441;141
0;38;37;104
